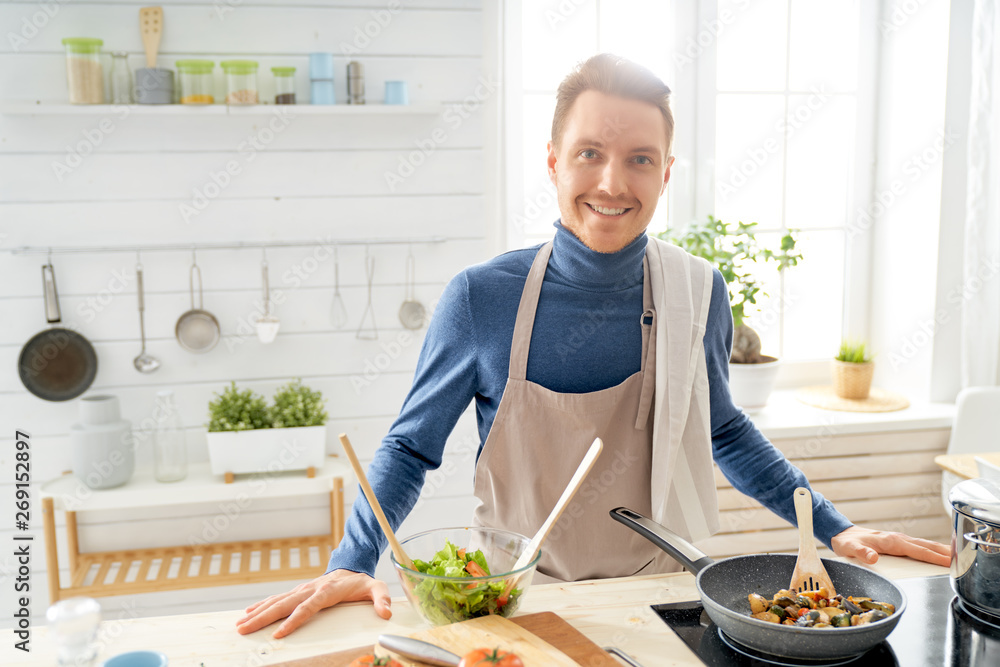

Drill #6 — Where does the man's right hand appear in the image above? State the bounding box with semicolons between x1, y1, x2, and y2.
235;569;392;638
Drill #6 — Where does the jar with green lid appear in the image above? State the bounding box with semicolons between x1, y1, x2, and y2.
272;66;296;105
176;60;215;104
61;38;104;104
221;60;258;105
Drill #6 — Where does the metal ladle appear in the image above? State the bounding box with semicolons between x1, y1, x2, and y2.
398;247;426;330
133;260;160;373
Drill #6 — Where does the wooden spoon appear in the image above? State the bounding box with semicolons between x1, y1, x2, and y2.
139;6;163;69
338;433;415;571
498;437;603;601
789;487;837;596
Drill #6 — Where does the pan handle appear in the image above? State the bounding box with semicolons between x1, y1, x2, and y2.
610;507;715;575
42;263;61;324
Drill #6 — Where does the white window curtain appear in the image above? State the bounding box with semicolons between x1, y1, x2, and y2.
961;0;1000;387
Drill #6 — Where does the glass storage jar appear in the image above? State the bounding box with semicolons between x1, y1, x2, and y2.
272;66;296;104
176;59;215;104
221;60;258;105
61;38;105;104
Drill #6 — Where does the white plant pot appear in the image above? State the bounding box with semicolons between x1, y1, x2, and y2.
728;356;780;414
206;425;327;477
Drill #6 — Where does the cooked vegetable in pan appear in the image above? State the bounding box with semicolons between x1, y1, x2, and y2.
747;588;895;628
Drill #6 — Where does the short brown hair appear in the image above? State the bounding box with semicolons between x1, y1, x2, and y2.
551;53;674;154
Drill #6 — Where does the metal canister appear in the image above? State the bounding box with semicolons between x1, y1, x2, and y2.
950;478;1000;617
347;61;365;105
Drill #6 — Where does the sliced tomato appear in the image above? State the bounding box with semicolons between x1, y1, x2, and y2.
457;547;467;559
458;648;524;667
465;560;488;577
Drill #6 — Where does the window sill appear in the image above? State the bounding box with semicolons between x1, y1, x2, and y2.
748;389;955;440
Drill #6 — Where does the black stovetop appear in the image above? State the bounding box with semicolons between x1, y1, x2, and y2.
652;575;1000;667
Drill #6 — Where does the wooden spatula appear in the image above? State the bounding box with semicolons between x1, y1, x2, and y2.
139;6;163;69
338;433;416;571
789;487;837;596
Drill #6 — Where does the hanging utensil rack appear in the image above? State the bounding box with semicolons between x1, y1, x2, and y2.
8;237;447;256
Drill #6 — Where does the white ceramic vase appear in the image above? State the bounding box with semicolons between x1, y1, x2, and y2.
728;356;781;414
70;395;134;489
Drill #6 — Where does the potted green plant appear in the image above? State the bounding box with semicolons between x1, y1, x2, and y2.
833;340;873;400
655;215;802;412
205;380;329;480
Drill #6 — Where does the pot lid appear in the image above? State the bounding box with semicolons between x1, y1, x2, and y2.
950;478;1000;524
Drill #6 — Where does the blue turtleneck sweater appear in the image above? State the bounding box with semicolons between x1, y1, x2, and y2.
327;223;852;576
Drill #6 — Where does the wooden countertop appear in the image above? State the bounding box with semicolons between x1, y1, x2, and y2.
935;451;1000;480
2;556;947;666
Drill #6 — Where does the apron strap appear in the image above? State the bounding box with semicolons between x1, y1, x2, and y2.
635;257;656;429
509;242;554;381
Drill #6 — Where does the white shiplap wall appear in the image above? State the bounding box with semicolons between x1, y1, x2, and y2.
0;0;501;629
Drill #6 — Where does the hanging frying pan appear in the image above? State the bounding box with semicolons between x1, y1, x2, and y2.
18;264;98;401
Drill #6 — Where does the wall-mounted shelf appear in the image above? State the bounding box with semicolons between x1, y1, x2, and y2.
0;102;444;116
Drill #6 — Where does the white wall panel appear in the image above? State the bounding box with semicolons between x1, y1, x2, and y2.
0;0;495;630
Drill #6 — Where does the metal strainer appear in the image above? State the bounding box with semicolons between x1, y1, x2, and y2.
174;252;220;353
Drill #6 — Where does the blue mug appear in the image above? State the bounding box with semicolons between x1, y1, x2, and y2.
102;651;168;667
384;80;408;105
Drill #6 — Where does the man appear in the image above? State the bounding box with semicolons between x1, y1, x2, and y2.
237;54;950;638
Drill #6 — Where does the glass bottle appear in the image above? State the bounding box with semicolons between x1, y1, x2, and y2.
109;51;133;104
152;390;187;482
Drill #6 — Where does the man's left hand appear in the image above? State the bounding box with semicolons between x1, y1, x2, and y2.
830;526;951;567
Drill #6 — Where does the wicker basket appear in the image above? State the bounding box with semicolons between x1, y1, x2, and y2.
831;360;874;399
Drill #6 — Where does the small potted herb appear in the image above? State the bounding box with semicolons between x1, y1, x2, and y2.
205;380;329;481
832;341;874;400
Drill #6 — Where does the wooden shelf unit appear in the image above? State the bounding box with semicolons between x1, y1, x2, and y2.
40;459;350;603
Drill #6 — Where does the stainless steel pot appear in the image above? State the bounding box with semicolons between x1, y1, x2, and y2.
949;478;1000;616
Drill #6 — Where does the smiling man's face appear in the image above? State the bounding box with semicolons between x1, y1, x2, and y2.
547;90;674;253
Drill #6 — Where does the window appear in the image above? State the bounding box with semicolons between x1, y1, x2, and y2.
510;0;874;371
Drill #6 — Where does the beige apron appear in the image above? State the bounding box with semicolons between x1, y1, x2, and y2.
473;241;679;582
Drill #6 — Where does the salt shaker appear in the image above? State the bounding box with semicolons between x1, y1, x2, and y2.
46;597;102;667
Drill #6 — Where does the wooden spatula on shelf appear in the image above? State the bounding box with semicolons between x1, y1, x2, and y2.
337;433;415;571
789;487;837;596
139;6;163;69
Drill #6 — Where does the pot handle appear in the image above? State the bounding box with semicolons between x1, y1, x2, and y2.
610;507;715;575
964;532;1000;551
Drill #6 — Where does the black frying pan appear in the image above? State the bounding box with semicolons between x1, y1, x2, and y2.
611;507;907;662
18;264;98;401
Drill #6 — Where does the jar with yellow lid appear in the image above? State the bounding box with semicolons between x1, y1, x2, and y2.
272;66;296;104
176;60;215;104
61;38;104;104
221;60;258;105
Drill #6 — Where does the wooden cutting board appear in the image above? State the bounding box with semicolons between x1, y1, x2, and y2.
271;612;620;666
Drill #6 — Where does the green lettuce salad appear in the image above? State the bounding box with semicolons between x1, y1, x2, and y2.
407;540;523;625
